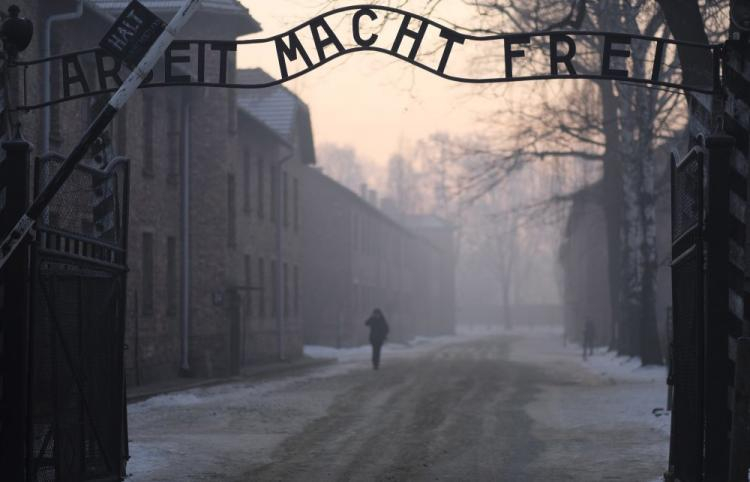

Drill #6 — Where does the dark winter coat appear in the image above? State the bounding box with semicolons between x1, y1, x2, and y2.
365;312;389;345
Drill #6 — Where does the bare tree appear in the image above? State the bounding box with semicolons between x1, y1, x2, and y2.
320;0;728;364
386;153;424;213
316;143;368;193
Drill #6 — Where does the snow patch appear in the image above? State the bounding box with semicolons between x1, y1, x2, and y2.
303;344;372;361
508;330;671;480
583;347;666;383
304;333;477;362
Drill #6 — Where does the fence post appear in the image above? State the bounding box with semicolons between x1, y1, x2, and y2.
0;135;32;480
729;337;750;481
704;134;736;482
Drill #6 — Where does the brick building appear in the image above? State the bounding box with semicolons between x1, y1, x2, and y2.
302;168;456;347
233;67;315;364
2;0;308;385
1;0;457;388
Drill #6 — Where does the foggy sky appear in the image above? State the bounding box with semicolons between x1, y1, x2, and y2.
238;1;516;169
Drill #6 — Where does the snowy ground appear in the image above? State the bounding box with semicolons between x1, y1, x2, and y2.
508;330;670;481
127;334;474;480
126;327;670;481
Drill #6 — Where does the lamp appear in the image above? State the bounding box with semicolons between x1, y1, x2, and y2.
1;5;33;58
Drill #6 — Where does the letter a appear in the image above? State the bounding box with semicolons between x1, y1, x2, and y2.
276;32;314;80
310;18;345;62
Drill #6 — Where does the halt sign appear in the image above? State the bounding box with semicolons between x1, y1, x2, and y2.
99;0;166;69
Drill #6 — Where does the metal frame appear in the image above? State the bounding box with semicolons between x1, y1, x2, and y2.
667;143;705;482
10;5;721;111
26;151;130;482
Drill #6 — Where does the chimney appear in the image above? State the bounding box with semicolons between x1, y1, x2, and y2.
360;183;368;199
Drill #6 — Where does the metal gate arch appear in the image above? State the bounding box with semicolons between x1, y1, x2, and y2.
27;151;130;481
0;2;747;481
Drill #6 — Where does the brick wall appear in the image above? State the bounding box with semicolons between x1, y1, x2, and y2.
6;1;304;386
4;0;456;385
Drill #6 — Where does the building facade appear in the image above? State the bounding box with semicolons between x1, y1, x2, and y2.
558;192;612;346
2;0;308;385
301;168;456;347
2;0;458;389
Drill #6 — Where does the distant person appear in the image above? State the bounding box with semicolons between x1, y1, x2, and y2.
365;308;389;370
583;318;595;360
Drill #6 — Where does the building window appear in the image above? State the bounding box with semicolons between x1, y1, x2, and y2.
293;177;299;232
271;166;278;224
80;218;93;236
167;102;179;184
166;236;177;316
271;259;277;317
142;94;154;177
257;157;265;219
244;254;252;318
258;257;265;317
283;262;289;317
227;174;236;247
293;265;299;316
243;150;251;214
141;232;154;316
283;171;289;228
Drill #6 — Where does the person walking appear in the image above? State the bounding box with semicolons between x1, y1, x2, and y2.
365;308;389;370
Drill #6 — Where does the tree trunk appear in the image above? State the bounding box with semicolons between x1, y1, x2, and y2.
634;62;663;365
639;256;663;364
503;292;512;330
599;80;625;352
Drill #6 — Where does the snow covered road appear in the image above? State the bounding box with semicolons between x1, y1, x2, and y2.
126;328;670;481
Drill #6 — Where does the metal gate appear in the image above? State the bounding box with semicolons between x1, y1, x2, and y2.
0;135;33;481
26;146;130;481
668;144;704;482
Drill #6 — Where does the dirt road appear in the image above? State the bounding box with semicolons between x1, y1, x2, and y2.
128;332;669;481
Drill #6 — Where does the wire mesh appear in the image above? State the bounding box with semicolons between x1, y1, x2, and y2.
28;152;128;482
668;151;704;482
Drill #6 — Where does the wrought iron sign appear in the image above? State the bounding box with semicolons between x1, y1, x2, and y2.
99;0;166;69
12;4;720;111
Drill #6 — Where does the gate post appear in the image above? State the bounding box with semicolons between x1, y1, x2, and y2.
723;8;750;480
0;135;32;480
729;337;750;481
703;134;736;482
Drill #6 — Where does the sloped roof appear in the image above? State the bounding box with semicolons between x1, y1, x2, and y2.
236;69;316;164
408;214;455;230
305;166;420;239
236;70;298;139
87;0;260;34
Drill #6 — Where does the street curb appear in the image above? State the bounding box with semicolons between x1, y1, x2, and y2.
126;357;337;404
